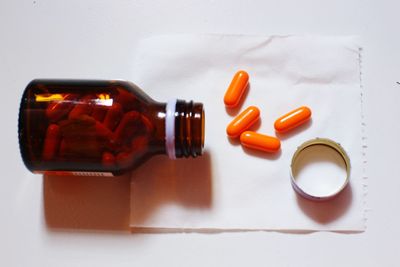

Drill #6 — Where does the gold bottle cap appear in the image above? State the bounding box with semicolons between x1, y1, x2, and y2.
290;138;351;201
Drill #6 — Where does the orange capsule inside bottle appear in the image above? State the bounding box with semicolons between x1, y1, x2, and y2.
274;106;312;133
68;95;95;119
224;70;249;108
103;102;123;131
113;111;142;147
91;104;107;121
226;106;260;138
240;131;281;153
45;94;77;122
102;151;115;167
42;124;61;161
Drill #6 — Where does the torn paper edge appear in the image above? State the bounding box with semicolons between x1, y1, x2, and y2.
129;227;364;235
358;46;369;231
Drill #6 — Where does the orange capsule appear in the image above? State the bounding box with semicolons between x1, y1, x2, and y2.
45;94;77;122
103;103;123;131
274;106;312;133
140;114;154;133
91;104;107;121
58;139;68;158
240;131;281;153
102;152;115;167
131;135;148;152
113;111;141;146
226;106;260;138
68;95;94;119
115;88;139;112
95;121;113;140
224;70;249;108
42;124;61;160
116;151;132;167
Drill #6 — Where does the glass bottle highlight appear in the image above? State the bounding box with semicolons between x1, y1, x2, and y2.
18;79;205;176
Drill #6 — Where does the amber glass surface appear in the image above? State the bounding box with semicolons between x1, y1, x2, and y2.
19;79;204;175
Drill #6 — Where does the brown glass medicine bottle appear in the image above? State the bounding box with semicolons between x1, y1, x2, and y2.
18;79;205;176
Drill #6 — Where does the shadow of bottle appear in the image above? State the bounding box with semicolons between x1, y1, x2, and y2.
43;151;213;232
130;151;213;227
43;173;131;231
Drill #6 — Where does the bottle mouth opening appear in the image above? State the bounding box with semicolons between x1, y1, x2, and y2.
167;100;204;158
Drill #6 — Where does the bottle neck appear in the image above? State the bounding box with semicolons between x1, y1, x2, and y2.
165;99;204;159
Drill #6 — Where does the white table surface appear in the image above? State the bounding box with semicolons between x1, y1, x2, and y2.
1;0;399;266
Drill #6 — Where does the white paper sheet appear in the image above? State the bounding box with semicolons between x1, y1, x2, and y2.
129;35;365;231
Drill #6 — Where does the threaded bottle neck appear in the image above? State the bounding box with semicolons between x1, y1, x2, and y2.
173;100;204;158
